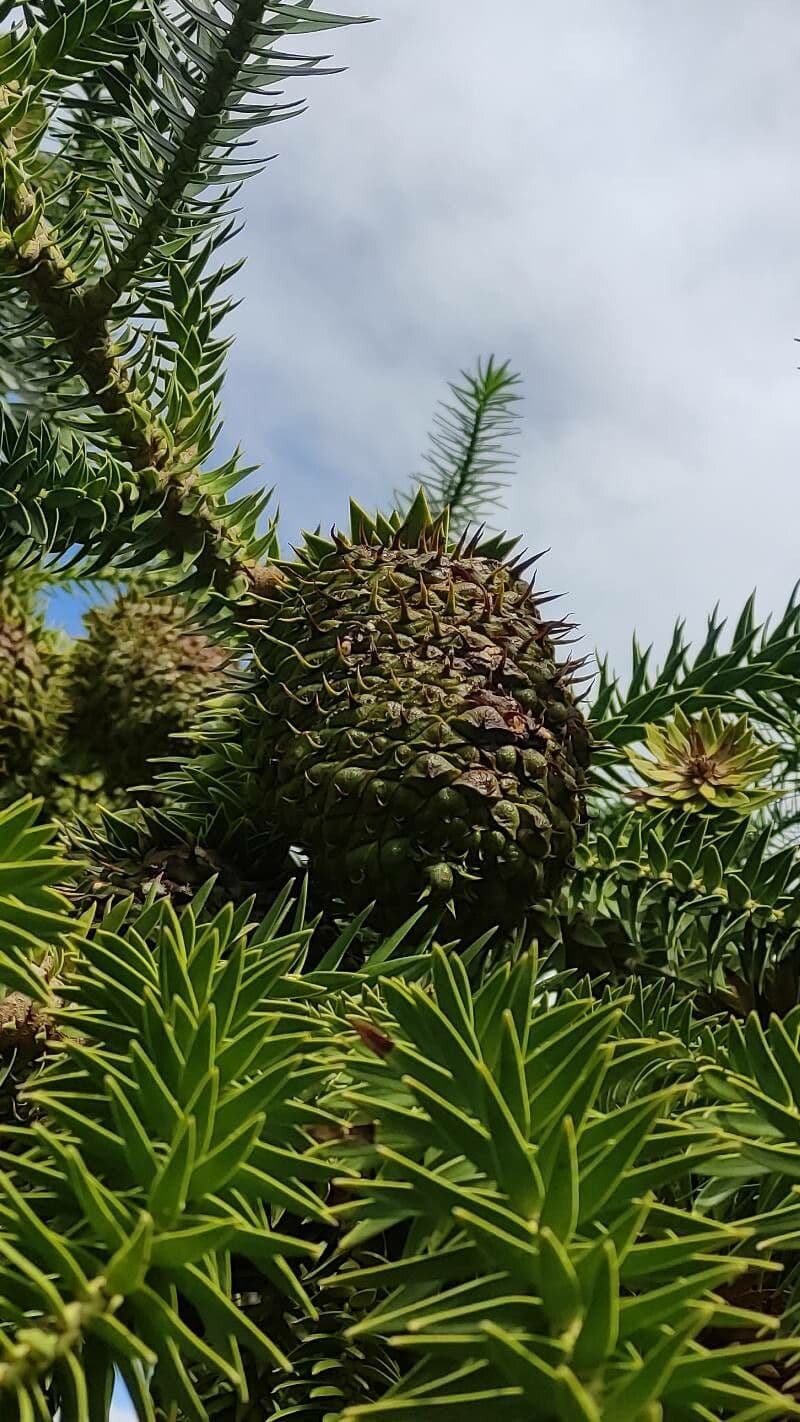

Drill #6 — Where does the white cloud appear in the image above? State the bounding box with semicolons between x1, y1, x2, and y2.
221;0;800;672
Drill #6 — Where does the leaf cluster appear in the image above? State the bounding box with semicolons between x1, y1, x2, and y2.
3;800;800;1418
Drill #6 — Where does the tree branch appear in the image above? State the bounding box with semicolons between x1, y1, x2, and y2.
0;1277;121;1394
86;0;279;316
0;102;166;469
0;85;282;596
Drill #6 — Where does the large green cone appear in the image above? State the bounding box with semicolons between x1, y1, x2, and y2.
0;574;64;803
238;493;590;933
63;587;230;796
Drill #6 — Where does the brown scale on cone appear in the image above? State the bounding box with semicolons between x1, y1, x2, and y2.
239;492;591;935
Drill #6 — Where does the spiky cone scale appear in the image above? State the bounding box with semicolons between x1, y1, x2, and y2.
237;493;590;934
63;587;230;797
627;706;779;816
0;576;66;804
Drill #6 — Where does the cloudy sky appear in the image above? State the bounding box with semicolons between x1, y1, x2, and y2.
207;0;800;682
101;5;800;1411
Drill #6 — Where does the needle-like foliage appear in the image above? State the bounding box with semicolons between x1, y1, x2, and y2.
400;356;522;535
2;1;800;1419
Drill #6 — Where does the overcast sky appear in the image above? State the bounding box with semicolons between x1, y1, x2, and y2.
113;4;800;1413
55;1;800;675
211;0;800;679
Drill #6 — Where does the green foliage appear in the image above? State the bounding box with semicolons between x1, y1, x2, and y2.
625;708;779;816
0;411;136;569
591;587;800;754
62;585;230;796
0;797;73;988
545;806;800;1013
325;955;800;1419
1;0;800;1417
0;0;353;592
0;790;424;1416
2;576;800;1422
0;573;66;804
4;818;800;1417
401;357;522;535
0;797;432;1419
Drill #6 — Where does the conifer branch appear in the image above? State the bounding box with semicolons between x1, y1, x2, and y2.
404;356;522;533
0;90;281;594
0;95;164;468
0;1279;119;1394
0;3;364;595
87;0;289;315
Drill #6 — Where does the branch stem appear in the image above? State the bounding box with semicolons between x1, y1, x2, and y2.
0;80;280;596
87;0;271;314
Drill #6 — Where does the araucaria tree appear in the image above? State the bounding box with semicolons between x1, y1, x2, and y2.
1;4;800;1420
